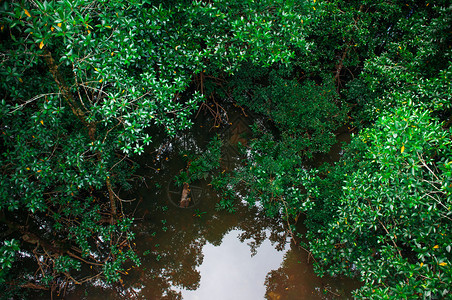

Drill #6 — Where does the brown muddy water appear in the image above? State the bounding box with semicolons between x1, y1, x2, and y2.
63;107;359;299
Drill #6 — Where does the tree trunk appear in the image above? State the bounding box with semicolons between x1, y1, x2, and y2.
106;176;117;220
334;5;364;93
180;182;191;208
43;50;117;219
42;51;89;128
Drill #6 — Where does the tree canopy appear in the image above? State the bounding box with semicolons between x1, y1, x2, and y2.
1;0;451;298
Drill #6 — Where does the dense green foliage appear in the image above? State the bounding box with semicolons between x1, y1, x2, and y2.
306;108;451;298
175;135;223;186
0;0;309;296
210;1;452;299
1;0;451;298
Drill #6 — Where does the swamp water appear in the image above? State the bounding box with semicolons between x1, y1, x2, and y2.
65;107;359;299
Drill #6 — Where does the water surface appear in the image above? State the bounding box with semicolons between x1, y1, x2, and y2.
64;107;359;299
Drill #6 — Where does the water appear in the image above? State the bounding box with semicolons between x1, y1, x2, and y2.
179;229;286;300
63;107;359;299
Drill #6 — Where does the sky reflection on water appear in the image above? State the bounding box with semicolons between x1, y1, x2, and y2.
178;229;288;300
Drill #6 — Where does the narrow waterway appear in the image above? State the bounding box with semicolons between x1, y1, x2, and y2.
65;106;359;299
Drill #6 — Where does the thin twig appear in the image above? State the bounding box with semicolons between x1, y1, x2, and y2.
8;93;60;114
281;197;318;263
378;220;402;258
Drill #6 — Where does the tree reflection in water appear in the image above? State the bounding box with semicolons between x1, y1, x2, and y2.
63;107;357;299
264;243;361;300
125;183;288;299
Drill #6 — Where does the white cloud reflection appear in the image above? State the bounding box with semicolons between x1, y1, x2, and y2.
177;229;288;300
